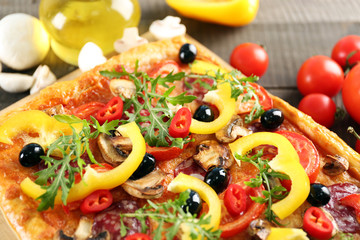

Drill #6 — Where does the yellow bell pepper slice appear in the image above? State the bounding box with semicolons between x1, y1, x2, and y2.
190;60;228;76
166;0;259;27
0;110;82;146
229;132;310;219
267;228;309;240
168;173;221;231
20;121;146;204
189;82;236;134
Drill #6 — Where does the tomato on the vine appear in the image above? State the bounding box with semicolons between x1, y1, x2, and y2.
297;55;344;97
230;43;269;77
331;35;360;68
298;93;337;128
342;64;360;124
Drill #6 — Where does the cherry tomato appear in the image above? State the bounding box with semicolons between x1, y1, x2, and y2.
340;193;360;223
303;207;334;240
237;83;273;114
342;64;360;124
297;55;344;97
230;43;269;77
72;102;106;121
169;107;192;138
298;93;337;128
224;184;247;216
146;144;185;161
276;131;320;191
219;183;265;238
147;59;180;78
96;97;123;125
331;35;360;68
125;233;152;240
80;189;113;214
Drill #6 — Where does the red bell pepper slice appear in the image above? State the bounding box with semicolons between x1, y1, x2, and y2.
303;207;333;240
224;184;247;216
340;193;360;223
169;107;192;138
96;97;123;125
80;189;113;214
125;233;152;240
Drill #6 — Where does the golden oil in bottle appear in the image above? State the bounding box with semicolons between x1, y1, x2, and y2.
39;0;141;65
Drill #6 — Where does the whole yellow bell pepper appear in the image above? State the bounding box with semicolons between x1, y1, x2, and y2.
0;110;82;146
20;121;146;204
229;132;310;220
166;0;259;27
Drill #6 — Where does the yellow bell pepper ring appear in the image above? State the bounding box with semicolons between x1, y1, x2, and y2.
166;0;259;27
167;173;221;231
228;132;310;220
267;228;309;240
189;82;236;134
20;121;146;204
0;110;82;146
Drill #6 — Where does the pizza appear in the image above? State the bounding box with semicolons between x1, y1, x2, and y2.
0;35;360;240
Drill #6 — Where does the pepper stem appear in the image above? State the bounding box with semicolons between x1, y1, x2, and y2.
347;126;360;141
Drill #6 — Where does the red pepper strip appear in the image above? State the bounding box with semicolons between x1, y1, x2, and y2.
96;97;123;125
80;189;113;214
224;184;247;216
303;207;333;240
125;233;152;240
340;193;360;223
72;102;106;121
169;107;192;138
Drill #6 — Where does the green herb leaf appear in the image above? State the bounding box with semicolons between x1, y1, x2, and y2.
119;191;222;240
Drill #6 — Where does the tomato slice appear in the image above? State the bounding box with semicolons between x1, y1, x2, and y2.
80;189;113;214
224;184;247;216
303;207;333;240
125;233;152;240
146;144;185;161
72;102;106;121
96;97;123;125
169;107;192;138
340;193;360;223
147;59;180;78
219;182;265;238
276;131;320;190
237;82;273;114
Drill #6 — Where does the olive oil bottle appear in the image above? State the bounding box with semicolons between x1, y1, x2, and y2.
39;0;141;65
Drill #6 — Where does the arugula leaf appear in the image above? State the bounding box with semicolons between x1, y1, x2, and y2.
34;116;119;211
235;149;289;225
119;191;222;240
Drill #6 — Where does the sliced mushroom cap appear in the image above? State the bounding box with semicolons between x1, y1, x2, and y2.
122;169;166;199
323;155;349;176
42;104;70;117
215;115;252;143
248;219;272;240
110;79;136;98
54;229;109;240
97;133;132;165
193;140;234;171
74;217;93;240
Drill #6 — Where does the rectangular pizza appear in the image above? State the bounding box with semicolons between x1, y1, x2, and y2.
0;35;359;240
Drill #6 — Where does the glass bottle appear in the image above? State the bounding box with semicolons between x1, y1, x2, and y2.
39;0;141;65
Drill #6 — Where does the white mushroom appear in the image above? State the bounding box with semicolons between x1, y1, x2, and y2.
149;16;186;40
110;79;136;98
0;13;50;70
113;27;148;53
30;65;57;94
0;73;34;93
78;42;107;72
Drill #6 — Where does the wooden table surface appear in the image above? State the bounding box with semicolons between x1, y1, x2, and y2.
1;0;360;146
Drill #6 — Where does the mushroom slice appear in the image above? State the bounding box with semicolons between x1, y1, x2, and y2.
109;79;136;98
248;219;272;240
97;133;132;165
323;154;349;176
215;115;252;143
193;140;234;171
53;229;109;240
42;104;69;117
74;217;93;240
122;169;166;199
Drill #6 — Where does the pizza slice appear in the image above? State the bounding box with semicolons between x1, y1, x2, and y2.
0;35;359;240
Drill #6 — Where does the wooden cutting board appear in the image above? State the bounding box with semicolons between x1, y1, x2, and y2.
0;33;232;240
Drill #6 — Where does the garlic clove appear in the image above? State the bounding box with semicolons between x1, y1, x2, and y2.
30;65;57;95
78;42;107;72
113;27;148;53
0;73;34;93
149;16;186;40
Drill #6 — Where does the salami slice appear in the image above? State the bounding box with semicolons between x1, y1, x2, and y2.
323;183;360;233
92;200;145;240
174;158;206;181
